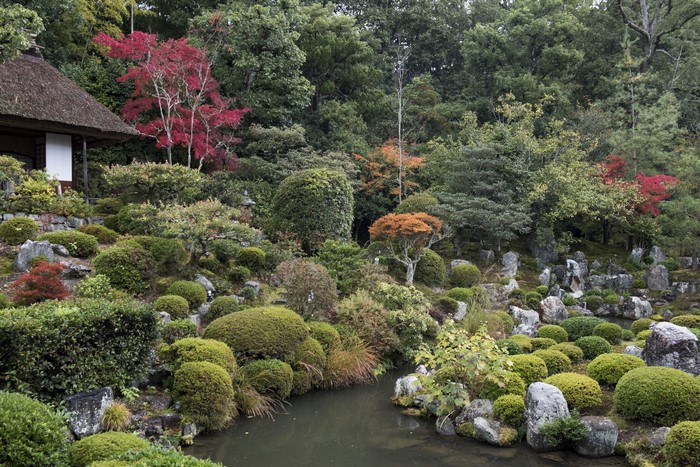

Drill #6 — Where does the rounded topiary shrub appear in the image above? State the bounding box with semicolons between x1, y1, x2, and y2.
494;311;515;331
508;334;533;353
162;337;237;374
507;354;548;385
308;321;341;353
206;296;240;322
586;353;646;386
93;245;155;294
38;231;99;257
479;370;526;400
496;339;523;356
130;236;189;270
204;306;309;359
69;432;149;467
286;336;327;395
530;337;558;351
664;421;700;467
549;343;584;363
241;358;294;400
0;217;38;245
584;295;603;311
174;361;236;432
434;297;459;315
561;316;606;342
227;265;251;284
592;322;623;344
160;319;197;344
575;336;613;360
630;318;653;336
78;224;120;244
414;249;445;287
446;287;473;302
236;247;266;271
622;329;635;341
537;325;568;343
493;394;526;427
543;373;602;411
90;445;219;466
0;391;69;466
153;295;190;319
671;315;700;328
525;291;543;309
614;366;700;425
532;349;572;375
166;281;207;310
449;264;481;288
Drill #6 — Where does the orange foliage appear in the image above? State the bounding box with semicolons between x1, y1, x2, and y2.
369;212;442;249
354;139;424;199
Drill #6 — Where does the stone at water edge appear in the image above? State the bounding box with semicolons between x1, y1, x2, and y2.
394;376;422;397
573;416;618;458
648;427;671;447
525;382;570;452
623;297;653;320
472;417;508;446
539;296;568;324
645;264;669;291
436;415;456;435
502;251;519;278
642;322;700;375
455;399;493;426
64;387;114;439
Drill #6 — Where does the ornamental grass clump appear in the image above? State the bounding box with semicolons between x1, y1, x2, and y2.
101;401;131;432
286;336;327;395
544;373;602;411
323;333;378;389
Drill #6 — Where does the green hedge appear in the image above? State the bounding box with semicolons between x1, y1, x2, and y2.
532;349;572;375
153;295;190;319
38;231;99;258
479;370;526;400
93;245;155;294
414;249;445;287
493;394;526;427
0;217;38;245
560;316;606;342
549;343;584;363
78;224;120;244
69;432;149;467
449;264;481;287
537;325;568;343
592;322;623;344
160;319;197;344
0;299;158;401
506;354;547;385
166;281;207;310
160;337;237;374
90;445;221;466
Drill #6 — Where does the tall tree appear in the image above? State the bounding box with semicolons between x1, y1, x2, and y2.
0;4;43;63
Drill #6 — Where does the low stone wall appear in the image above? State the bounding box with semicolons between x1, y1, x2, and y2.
0;213;104;232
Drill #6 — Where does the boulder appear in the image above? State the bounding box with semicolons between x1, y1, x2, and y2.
539;296;568;324
590;260;602;272
499;278;519;299
624;346;643;358
642;322;700;375
479;249;494;262
187;313;201;330
589;274;633;292
194;274;215;293
672;282;698;295
645;265;669;291
649;246;665;265
453;301;467;322
472;417;510;446
565;259;585;295
547;284;564;299
436;415;456;436
244;280;261;296
394;376;422;397
538;268;551;287
629;247;644;265
64;387;114;439
197;303;211;317
649;427;671;447
455;399;493;425
13;240;56;272
607;263;628;276
60;261;91;279
551;265;566;283
52;243;70;257
158;311;171;324
573;251;588;277
623;297;653;320
510;306;540;337
502;251;519;278
573;416;619;458
525;382;570;452
678;257;694;269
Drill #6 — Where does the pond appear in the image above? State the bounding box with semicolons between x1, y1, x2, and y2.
187;368;629;467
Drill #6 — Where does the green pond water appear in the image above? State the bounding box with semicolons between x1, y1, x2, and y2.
187;368;629;467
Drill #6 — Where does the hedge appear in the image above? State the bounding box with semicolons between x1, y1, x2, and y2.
69;432;149;467
89;445;221;466
38;231;99;258
93;246;155;294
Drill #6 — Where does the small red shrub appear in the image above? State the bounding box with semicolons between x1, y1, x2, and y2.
10;261;68;305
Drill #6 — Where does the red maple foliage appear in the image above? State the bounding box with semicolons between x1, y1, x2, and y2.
94;31;249;168
10;261;68;305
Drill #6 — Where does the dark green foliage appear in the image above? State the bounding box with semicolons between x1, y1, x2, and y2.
160;338;237;374
539;410;588;447
0;391;69;466
603;292;619;305
208;239;240;264
286;336;327;395
537;325;568;343
622;329;636;341
535;285;549;295
308;321;342;353
160;319;197;344
271;168;354;251
586;353;646;386
0;217;38;244
174;361;236;432
561;316;606;341
78;224;120;244
533;349;572;375
614;367;700;425
166;281;207;310
544;373;602;411
94;197;123;216
38;231;98;257
153;295;190;319
661;257;680;272
93;245;155;294
479;370;526;400
241;358;294;400
671;315;700;328
198;256;222;272
227;265;251;284
446;287;473;302
592;322;623;344
90;445;221;466
236;247;266;271
395;192;439;214
526;291;543;308
507;354;548;385
664;421;700;467
584;295;603;311
0;299;158;401
449;263;481;287
130;236;189;271
494;311;515;332
113;204;160;235
493;394;526;427
204;306;309;360
434;297;459;315
630;318;653;335
277;258;339;321
414;249;446;287
530;337;558;350
575;336;613;360
549;343;584;363
69;432;149;467
496;339;524;355
104;162;204;205
315;240;371;295
206;296;240;322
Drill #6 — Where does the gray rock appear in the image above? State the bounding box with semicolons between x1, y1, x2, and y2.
607;263;628;276
547;284;564;299
415;365;429;376
590;260;602;272
565;259;585;295
551;265;566;283
678;257;693;269
502;251;519;278
643;322;700;375
645;265;669;291
244;280;261;296
52;243;70;257
60;261;91;279
187;313;201;329
590;274;634;292
453;301;467;322
158;311;171;324
480;249;495;262
629;247;644;265
591;304;619;317
573;416;619;458
623;297;653;320
500;278;519;299
472;417;504;445
451;259;472;271
455;399;493;425
182;422;198;438
510;306;540;337
64;387;113;439
394;376;422;397
526;382;570;452
540;296;568;324
14;240;56;272
144;417;164;438
649;246;665;265
539;268;551;287
66;216;86;228
194;274;215;293
161;413;183;432
672;282;698;295
649;427;671;447
436;415;456;435
197;303;211;316
624;346;643;358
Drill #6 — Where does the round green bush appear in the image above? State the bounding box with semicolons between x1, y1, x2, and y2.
530;337;558;350
227;265;251;284
160;319;197;344
592;322;623;344
508;334;533;353
166;281;207;310
493;394;526;427
532;349;572;375
308;321;342;352
0;217;38;245
163;337;237;374
198;256;221;272
544;373;602;411
130;236;188;270
535;285;549;296
286;336;326;395
525;291;543;308
494;311;515;332
93;245;155;294
434;297;459;315
38;230;98;257
236;246;266;271
549;343;584;363
575;336;613;360
0;391;68;466
509;288;526;301
636;329;652;341
395;191;439;214
671;315;700;328
449;263;481;287
90;445;219;466
603;293;619;305
631;278;647;289
414;249;445;287
586;353;646;386
206;296;240;322
561;316;606;341
537;325;568;343
479;370;526;400
174;361;236;432
496;338;523;355
69;432;149;467
507;354;548;385
562;295;578;306
154;295;190;319
204;306;309;359
446;287;473;302
241;358;294;400
664;421;700;467
78;224;120;244
614;366;700;425
622;329;635;341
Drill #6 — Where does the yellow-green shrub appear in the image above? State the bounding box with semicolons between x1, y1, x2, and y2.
575;336;612;360
537;325;568;343
479;370;526;400
507;354;547;385
493;394;526;427
241;358;294;400
586;353;646;386
69;432;148;467
161;337;237;374
549;343;584;363
0;217;38;245
38;231;98;257
664;421;700;467
78;224;120;244
153;295;190;319
166;281;207;310
544;373;602;411
173;361;236;432
532;349;572;375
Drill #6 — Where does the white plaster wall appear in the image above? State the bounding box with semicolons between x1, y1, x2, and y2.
45;133;72;182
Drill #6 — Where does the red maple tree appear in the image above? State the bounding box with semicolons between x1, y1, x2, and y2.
10;261;68;305
94;31;249;169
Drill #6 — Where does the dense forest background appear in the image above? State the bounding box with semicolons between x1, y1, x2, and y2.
3;0;700;258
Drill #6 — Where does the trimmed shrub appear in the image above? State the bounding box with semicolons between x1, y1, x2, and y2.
496;339;523;356
130;236;189;271
479;370;526;400
0;299;158;401
449;264;481;287
614;366;700;425
586;353;646;386
434;297;459;315
446;287;473;302
204;307;309;360
166;281;207;310
0;217;38;244
537;325;568;343
286;336;327;395
227;265;251;284
636;329;652;341
160;319;197;344
308;321;342;353
74;274;113;299
575;336;612;360
277;258;339;321
241;359;294;400
493;394;526;427
544;373;602;411
671;315;700;328
664;421;700;467
69;432;149;467
549;343;584;363
154;295;190;319
533;349;572;375
38;231;98;257
395;191;438;214
561;316;606;341
93;246;155;294
206;296;240;322
584;296;603;311
525;291;543;309
161;337;237;374
592;322;623;344
530;337;558;350
536;285;549;296
562;295;577;306
414;249;446;287
0;391;69;466
507;354;548;385
90;446;220;466
508;334;533;353
174;361;236;432
603;293;619;305
495;311;515;332
236;246;266;271
622;329;635;341
78;224;119;244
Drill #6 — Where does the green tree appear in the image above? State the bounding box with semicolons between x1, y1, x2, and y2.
0;4;43;63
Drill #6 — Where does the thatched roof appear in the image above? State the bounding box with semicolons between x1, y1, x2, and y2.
0;53;137;142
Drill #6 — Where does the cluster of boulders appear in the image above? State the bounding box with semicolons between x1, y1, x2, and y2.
0;212;101;232
14;239;91;277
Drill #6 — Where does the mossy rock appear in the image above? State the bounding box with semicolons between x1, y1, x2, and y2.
506;354;548;385
586;353;646;386
69;432;149;467
532;349;572;375
537;325;568;343
173;361;236;432
241;358;294;400
575;336;612;360
161;337;237;374
543;373;602;411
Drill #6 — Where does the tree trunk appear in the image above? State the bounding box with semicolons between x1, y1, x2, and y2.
405;262;416;285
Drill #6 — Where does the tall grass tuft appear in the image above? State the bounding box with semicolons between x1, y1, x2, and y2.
323;334;379;389
101;401;131;432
